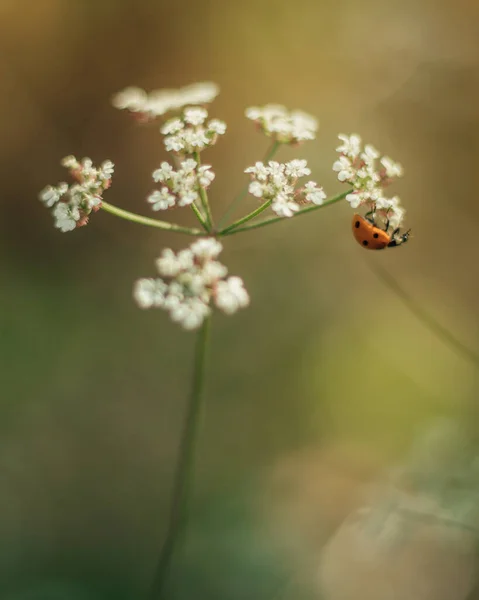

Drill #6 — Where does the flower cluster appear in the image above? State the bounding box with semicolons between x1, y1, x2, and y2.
147;159;215;211
112;82;219;122
245;160;326;218
333;134;405;229
134;239;250;330
246;104;318;144
160;107;226;155
39;156;114;232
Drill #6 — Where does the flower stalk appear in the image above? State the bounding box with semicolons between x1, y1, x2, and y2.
148;314;211;599
101;201;203;236
193;152;214;231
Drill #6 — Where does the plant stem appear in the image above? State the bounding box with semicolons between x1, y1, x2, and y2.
148;315;211;599
218;189;352;236
190;201;208;230
217;140;281;228
100;201;203;236
193;152;214;232
218;199;273;235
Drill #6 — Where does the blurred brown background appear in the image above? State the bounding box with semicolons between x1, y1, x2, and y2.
1;0;479;598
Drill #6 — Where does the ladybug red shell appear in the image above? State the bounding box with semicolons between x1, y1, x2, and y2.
352;214;410;250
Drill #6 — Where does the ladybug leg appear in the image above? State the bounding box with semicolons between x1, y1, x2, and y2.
364;209;375;225
384;218;390;232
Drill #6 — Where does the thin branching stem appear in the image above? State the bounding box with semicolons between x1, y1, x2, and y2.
218;189;352;237
148;315;211;599
193;152;214;232
100;201;204;236
218;199;273;235
190;201;208;230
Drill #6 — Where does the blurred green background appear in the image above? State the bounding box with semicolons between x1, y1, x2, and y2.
2;0;479;598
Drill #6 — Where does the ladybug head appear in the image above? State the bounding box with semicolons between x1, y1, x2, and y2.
387;228;411;248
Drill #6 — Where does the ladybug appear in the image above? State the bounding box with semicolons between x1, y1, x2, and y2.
352;214;410;250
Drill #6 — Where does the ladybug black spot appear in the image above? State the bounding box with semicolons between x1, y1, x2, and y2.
373;232;379;239
362;240;368;246
355;221;360;228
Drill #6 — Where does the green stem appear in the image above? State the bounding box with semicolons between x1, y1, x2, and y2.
217;140;281;228
218;189;352;237
190;201;208;230
218;199;273;235
193;152;213;232
148;315;211;599
100;201;203;236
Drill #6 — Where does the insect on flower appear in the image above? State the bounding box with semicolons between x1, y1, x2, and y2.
352;213;411;250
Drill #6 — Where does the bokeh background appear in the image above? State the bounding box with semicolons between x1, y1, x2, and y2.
2;0;479;598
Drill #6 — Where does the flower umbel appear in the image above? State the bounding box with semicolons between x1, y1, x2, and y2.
245;159;326;218
39;156;114;232
148;159;215;211
134;239;249;330
246;104;318;144
112;82;219;123
161;106;227;155
333;133;405;228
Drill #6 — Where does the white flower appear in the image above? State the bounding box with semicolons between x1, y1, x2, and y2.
134;278;168;308
285;159;311;178
248;181;264;198
202;260;228;284
271;195;300;218
134;239;249;330
175;82;219;106
53;202;80;232
381;156;404;179
333;156;354;182
246;104;318;144
100;160;115;179
361;144;380;164
169;297;211;330
184;107;208;126
111;87;148;112
112;82;219;119
147;188;176;211
245;159;325;217
152;162;175;183
160;118;184;135
156;248;194;277
214;277;250;315
208;119;227;135
303;181;326;205
40;156;113;232
39;183;68;207
190;238;223;260
336;133;361;158
148;160;214;211
345;192;363;209
197;165;215;187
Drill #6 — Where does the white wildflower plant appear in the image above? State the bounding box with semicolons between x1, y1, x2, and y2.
134;238;249;330
38;82;410;331
39;156;114;232
37;82;412;596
